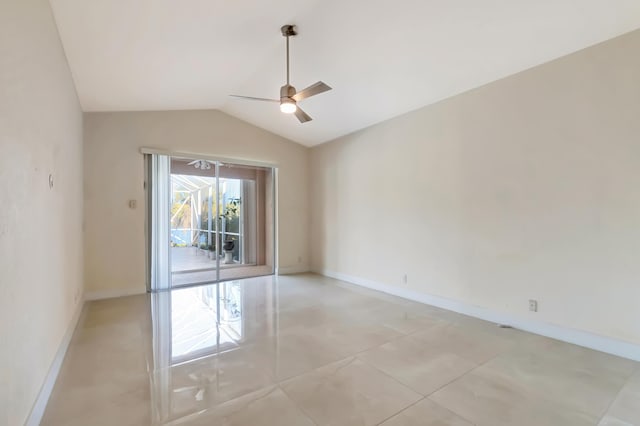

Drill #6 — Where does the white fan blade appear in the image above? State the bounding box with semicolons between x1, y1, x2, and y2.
229;95;279;103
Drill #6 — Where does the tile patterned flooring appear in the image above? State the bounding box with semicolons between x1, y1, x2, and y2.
41;274;640;425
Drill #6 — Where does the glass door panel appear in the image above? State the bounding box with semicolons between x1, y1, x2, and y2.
170;158;218;286
218;163;275;282
168;157;274;287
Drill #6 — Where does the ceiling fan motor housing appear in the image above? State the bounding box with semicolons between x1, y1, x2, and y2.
280;84;297;102
281;25;297;37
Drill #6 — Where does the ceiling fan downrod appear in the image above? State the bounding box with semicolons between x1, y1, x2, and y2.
281;24;297;86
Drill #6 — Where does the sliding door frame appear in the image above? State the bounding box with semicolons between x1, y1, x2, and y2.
143;148;278;292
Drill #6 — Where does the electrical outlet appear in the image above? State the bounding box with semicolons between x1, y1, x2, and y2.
297;256;302;263
402;274;408;285
529;299;538;312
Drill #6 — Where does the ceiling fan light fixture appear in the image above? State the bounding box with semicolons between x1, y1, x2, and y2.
280;99;297;114
228;24;332;123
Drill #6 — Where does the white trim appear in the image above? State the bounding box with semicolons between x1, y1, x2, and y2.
318;269;640;362
25;299;86;426
273;168;279;277
85;287;146;301
150;154;172;291
278;265;310;275
139;148;278;168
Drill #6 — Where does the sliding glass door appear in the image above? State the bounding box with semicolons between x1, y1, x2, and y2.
147;153;275;291
216;162;275;282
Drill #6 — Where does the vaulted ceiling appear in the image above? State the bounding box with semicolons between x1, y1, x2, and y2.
49;0;640;146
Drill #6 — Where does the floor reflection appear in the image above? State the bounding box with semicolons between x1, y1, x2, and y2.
169;283;241;361
150;278;277;424
42;274;640;426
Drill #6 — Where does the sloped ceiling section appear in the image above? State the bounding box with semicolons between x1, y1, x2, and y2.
49;0;640;146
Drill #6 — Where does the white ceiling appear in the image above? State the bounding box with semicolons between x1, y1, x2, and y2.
49;0;640;146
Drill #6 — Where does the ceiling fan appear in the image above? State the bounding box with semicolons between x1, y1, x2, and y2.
187;159;213;170
229;25;332;123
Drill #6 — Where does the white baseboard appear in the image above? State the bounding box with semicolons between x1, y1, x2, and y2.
25;285;146;424
25;299;86;426
318;269;640;362
85;287;147;301
277;265;311;275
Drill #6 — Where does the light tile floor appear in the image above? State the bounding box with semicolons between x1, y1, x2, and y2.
42;274;640;426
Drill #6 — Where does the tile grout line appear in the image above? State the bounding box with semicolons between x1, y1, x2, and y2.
273;340;425;426
352;343;483;424
277;355;423;426
268;305;500;422
357;344;482;426
367;357;481;426
421;352;504;426
202;283;514;425
373;396;427;426
276;383;320;426
271;320;419;386
594;365;639;425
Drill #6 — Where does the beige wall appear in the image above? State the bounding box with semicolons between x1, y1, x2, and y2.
311;30;640;345
0;0;84;424
83;110;309;296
